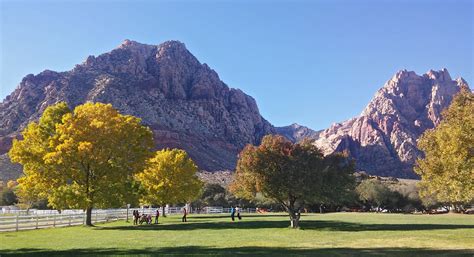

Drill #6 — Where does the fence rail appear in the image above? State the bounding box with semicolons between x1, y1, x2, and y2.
0;207;256;232
0;209;128;232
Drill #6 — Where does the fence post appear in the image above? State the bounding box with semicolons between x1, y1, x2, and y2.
83;211;86;225
36;214;39;229
126;204;130;222
69;214;72;226
15;214;19;232
95;211;98;223
53;214;56;227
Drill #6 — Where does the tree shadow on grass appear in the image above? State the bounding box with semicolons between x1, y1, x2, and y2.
96;219;474;232
2;246;473;257
189;214;289;219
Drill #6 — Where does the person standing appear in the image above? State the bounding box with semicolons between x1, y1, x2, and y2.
236;206;242;220
155;209;160;224
134;210;140;225
182;207;187;222
230;206;235;221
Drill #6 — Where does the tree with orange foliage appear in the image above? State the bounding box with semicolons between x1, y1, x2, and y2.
230;135;354;228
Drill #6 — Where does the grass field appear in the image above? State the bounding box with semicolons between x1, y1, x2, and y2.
0;213;473;256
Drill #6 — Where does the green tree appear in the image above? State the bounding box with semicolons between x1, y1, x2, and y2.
315;153;356;213
196;183;227;207
415;89;474;208
1;181;18;206
10;102;154;225
356;179;391;211
230;135;355;228
135;149;203;216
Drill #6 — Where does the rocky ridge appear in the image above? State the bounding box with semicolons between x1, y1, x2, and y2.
0;40;275;180
313;68;469;178
275;123;322;143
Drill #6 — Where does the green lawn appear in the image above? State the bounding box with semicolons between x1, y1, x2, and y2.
1;213;473;256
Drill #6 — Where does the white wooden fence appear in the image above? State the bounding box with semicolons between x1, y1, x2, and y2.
202;207;257;214
0;209;129;232
0;207;257;232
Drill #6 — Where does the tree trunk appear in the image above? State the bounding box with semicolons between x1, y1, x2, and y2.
290;218;299;228
162;205;167;217
288;210;300;229
85;207;93;226
282;197;300;229
286;201;300;229
319;204;324;214
84;168;93;226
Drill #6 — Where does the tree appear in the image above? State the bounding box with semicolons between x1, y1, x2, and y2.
415;89;474;208
192;183;255;210
356;179;392;211
194;183;228;207
356;179;415;212
230;135;355;228
10;102;71;209
1;180;18;206
10;102;154;225
135;149;203;216
314;153;356;213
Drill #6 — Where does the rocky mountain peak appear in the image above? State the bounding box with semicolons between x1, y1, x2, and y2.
0;39;275;178
424;68;451;81
119;39;145;48
117;39;156;59
157;40;188;53
315;68;469;178
391;69;418;82
289;123;303;129
275;123;322;143
456;77;470;89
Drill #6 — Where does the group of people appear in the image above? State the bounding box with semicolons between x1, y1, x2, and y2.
133;209;160;225
133;206;242;224
230;206;242;221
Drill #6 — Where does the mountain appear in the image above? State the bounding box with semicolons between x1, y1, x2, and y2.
0;40;469;181
313;68;469;178
275;123;322;142
0;39;275;181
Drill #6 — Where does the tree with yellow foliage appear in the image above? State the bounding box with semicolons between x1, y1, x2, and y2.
415;88;473;209
10;102;154;225
10;102;71;209
135;149;203;217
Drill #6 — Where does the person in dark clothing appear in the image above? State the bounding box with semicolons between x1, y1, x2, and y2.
182;207;187;222
133;210;139;225
230;206;235;221
139;214;147;225
155;209;160;224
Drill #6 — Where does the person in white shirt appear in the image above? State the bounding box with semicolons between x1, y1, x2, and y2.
236;206;242;220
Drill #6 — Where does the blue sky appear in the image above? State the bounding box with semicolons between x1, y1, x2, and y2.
1;0;472;130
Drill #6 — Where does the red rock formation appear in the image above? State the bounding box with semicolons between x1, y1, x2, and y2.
0;40;274;180
314;69;469;178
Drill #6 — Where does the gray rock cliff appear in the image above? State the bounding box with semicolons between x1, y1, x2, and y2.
0;40;275;180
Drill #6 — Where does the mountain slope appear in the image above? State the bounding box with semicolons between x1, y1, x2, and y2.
314;69;469;178
275;123;322;142
0;40;274;180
